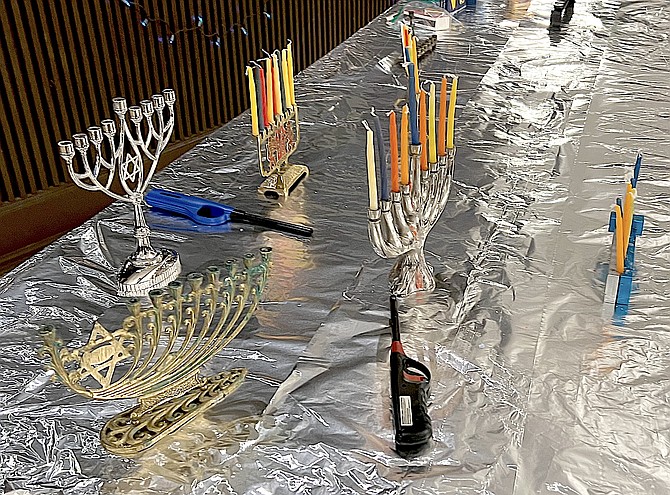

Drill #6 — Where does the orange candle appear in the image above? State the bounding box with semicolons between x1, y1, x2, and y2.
428;82;437;163
272;53;282;116
615;204;624;274
419;89;428;171
265;58;274;123
390;111;399;193
400;105;409;185
438;76;447;156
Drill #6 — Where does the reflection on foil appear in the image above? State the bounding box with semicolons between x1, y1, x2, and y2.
3;0;670;493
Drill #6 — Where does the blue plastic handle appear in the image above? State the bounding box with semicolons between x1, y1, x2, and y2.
145;188;233;226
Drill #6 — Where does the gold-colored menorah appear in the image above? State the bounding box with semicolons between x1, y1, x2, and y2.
40;247;272;456
246;41;309;198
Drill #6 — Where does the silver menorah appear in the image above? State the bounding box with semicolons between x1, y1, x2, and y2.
58;89;181;297
368;146;454;296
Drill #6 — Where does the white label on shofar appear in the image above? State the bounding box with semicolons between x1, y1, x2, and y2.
399;395;413;426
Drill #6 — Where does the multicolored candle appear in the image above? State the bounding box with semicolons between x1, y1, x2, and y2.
252;66;265;133
438;76;447;156
407;63;419;145
276;53;287;110
272;53;282;116
259;66;269;127
615;204;624;274
265;58;274;124
389;110;399;193
411;37;419;94
400;105;410;185
246;67;259;136
419;89;427;171
428;82;437;163
281;49;291;108
365;123;378;210
447;76;458;149
287;41;296;106
372;109;388;201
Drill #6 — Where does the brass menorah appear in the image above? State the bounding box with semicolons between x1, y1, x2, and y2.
40;247;272;456
247;42;309;198
57;89;180;296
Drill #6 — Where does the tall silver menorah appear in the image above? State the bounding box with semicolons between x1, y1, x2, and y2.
368;147;455;296
366;71;458;296
58;89;181;297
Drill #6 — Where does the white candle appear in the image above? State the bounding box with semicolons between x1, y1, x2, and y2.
365;124;378;210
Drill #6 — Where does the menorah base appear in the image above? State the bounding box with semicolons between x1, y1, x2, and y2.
100;368;247;456
118;248;181;297
389;247;436;296
258;163;309;199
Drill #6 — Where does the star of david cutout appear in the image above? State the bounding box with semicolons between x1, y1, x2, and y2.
77;322;133;388
122;154;142;184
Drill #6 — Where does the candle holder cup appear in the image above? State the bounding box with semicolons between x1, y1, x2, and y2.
57;90;180;297
368;147;455;296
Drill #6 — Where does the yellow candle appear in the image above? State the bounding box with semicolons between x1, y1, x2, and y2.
287;42;296;106
419;89;427;171
366;126;378;210
615;205;624;274
400;106;409;185
623;190;635;249
265;58;274;123
272;53;282;115
428;82;437;163
281;49;292;108
246;67;259;136
447;76;458;149
390;111;399;193
411;37;419;94
438;77;447;156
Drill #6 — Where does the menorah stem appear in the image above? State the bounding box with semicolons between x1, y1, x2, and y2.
389;241;436;296
132;199;157;259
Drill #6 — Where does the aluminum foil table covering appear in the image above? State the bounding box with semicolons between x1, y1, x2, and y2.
2;0;670;493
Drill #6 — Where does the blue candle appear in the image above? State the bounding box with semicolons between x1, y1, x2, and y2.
633;153;642;187
372;110;388;201
407;63;419;145
253;67;265;133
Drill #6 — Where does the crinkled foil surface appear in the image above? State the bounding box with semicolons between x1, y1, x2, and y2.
2;0;670;493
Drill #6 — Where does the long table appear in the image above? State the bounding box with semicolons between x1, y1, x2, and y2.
2;0;670;493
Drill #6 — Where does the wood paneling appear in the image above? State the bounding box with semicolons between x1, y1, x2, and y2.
0;0;397;273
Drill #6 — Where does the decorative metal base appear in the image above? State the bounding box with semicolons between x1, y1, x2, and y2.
258;163;309;199
118;248;181;297
101;368;247;456
389;245;435;296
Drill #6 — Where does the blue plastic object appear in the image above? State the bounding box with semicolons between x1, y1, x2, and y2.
146;188;314;237
145;189;233;226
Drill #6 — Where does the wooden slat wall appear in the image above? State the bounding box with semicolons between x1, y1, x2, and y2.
0;0;397;204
